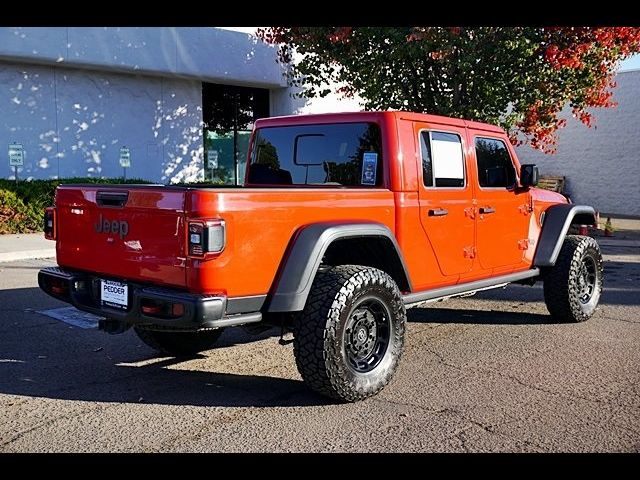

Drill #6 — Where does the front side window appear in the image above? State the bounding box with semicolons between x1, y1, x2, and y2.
475;137;517;188
420;131;465;188
248;123;383;186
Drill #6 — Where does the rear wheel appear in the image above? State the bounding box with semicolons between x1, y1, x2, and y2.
543;235;603;323
293;265;406;402
134;327;225;356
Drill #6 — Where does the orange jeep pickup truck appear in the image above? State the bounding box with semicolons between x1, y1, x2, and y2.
39;111;603;402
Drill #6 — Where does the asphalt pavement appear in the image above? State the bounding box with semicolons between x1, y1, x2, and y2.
0;245;638;452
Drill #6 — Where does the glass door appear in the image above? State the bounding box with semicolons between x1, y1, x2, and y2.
202;83;269;185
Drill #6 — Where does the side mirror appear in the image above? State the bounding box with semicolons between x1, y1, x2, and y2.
520;164;539;188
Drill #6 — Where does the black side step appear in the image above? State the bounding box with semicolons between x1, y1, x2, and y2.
403;268;540;307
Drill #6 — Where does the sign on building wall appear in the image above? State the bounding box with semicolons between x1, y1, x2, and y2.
119;146;131;168
8;143;24;166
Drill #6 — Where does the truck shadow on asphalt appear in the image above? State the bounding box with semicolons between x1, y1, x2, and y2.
0;276;637;409
407;307;553;325
0;288;328;408
0;311;555;409
5;307;533;409
1;334;330;408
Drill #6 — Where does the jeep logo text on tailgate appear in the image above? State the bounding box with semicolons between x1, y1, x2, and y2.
95;214;129;239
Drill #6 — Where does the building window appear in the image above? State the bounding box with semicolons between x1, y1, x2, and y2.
202;83;269;185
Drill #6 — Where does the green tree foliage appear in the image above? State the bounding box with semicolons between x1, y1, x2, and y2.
258;27;640;152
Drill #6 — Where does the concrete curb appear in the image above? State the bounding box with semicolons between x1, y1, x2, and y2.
0;249;56;263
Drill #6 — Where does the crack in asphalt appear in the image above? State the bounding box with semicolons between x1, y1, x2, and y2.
0;403;118;449
157;409;253;451
155;376;311;450
7;356;306;452
374;396;546;452
600;315;640;325
1;368;266;452
154;364;314;451
439;407;548;452
443;413;548;452
420;346;633;411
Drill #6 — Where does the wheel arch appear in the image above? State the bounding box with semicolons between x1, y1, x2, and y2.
533;204;596;267
267;222;412;312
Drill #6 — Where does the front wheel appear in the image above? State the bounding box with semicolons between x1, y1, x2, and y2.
134;327;225;356
293;265;406;402
543;235;603;323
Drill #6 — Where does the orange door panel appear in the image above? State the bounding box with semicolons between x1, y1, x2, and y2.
471;135;531;270
415;123;474;277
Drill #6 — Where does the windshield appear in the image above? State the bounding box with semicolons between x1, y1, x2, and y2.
247;122;383;186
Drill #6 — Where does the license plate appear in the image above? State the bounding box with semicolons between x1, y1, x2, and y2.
101;280;128;310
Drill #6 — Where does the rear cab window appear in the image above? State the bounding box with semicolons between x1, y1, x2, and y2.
247;123;383;187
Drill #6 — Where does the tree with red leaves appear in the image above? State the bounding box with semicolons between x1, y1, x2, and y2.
258;27;640;153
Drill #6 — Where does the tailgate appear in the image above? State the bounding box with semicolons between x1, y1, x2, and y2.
55;185;187;288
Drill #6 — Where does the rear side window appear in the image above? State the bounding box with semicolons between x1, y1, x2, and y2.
420;131;465;188
249;123;383;186
475;137;516;188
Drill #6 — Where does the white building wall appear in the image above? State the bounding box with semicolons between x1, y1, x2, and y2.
516;70;640;216
0;62;204;182
1;62;57;179
0;27;286;88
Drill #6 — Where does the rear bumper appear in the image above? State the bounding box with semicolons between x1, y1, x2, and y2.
38;267;262;330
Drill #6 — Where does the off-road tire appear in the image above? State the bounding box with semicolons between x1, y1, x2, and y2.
543;235;603;323
293;265;406;402
134;327;225;356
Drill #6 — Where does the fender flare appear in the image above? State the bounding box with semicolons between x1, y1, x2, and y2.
533;204;596;267
268;222;411;312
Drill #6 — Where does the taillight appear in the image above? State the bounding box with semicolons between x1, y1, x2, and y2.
141;304;162;316
188;219;225;258
44;207;56;240
140;299;186;319
46;277;68;297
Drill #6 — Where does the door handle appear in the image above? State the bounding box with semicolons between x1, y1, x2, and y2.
428;208;448;217
479;207;496;214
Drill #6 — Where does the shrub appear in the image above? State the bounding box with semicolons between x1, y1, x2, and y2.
0;189;41;234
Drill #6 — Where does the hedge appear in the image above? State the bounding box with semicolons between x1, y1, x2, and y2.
0;189;41;234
